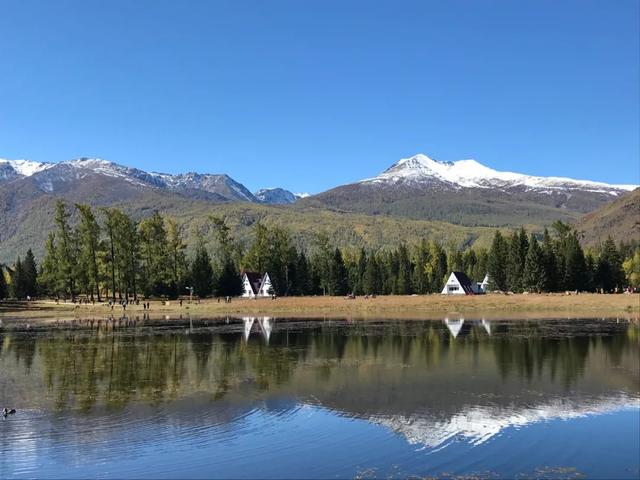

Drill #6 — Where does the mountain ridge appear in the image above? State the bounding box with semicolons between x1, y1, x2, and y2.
303;153;636;227
361;154;635;194
1;153;637;264
2;153;636;202
0;157;292;204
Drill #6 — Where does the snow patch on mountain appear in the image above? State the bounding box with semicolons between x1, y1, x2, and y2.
255;187;301;204
0;158;53;177
361;154;637;195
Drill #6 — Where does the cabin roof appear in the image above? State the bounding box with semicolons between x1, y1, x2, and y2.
451;271;475;294
243;272;265;295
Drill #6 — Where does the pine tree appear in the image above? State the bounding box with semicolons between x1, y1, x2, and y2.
122;214;140;300
595;237;625;292
39;232;60;296
139;211;170;296
448;249;464;273
506;227;529;292
363;253;381;295
396;243;413;294
22;249;38;297
76;204;102;301
425;241;448;293
473;248;489;284
209;215;242;270
11;257;27;299
54;201;77;300
190;243;214;298
215;258;243;297
102;208;119;300
541;228;558;292
345;247;367;295
243;223;270;274
523;234;546;292
584;252;596;292
328;248;349;295
462;249;478;281
166;218;187;296
385;250;399;294
310;232;333;295
562;232;586;291
488;231;509;291
412;240;429;294
296;251;311;295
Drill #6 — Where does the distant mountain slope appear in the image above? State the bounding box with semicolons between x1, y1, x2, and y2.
0;189;500;264
0;158;257;202
1;153;636;264
575;188;640;246
254;188;310;204
304;154;636;227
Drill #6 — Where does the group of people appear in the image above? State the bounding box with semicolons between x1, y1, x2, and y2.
106;298;152;311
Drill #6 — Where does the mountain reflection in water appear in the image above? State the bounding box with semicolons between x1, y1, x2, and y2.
0;316;638;478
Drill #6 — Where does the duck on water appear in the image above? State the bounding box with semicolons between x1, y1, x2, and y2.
3;408;16;416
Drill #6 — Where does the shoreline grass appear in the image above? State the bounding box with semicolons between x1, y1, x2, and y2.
0;293;638;322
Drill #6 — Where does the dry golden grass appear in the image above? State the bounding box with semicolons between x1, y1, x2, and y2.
1;293;638;321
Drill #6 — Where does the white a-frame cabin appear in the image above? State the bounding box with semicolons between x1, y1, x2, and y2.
441;272;476;295
242;272;273;298
441;272;489;295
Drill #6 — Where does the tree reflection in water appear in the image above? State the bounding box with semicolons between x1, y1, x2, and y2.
0;317;637;417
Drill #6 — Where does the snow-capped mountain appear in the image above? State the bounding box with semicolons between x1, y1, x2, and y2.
254;188;310;204
0;158;53;182
362;154;636;195
2;151;636;240
306;153;638;226
150;171;257;202
0;157;259;203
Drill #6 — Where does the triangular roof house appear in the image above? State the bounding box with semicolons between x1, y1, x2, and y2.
242;272;273;298
441;271;476;295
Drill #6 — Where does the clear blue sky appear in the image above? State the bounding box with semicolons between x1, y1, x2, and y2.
1;0;638;193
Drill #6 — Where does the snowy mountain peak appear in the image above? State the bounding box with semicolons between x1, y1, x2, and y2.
364;153;637;195
254;187;302;204
0;158;53;177
389;153;453;170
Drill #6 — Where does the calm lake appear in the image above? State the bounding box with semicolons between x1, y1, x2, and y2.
0;316;638;479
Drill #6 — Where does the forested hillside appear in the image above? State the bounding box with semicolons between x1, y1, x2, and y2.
0;191;502;265
1;202;637;303
575;188;640;247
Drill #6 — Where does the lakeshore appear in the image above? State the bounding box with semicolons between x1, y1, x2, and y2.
1;293;638;321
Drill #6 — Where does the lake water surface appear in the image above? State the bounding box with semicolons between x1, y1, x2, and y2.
0;316;638;479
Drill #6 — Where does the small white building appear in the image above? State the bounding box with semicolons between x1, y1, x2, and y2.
477;274;490;294
441;271;476;295
242;272;273;298
441;272;489;295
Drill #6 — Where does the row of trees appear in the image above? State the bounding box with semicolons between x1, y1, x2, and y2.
1;203;638;300
1;201;244;301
